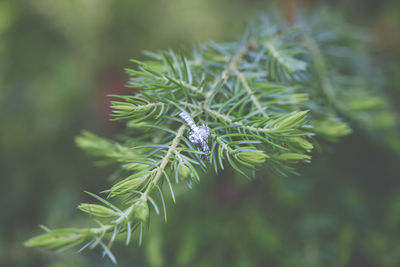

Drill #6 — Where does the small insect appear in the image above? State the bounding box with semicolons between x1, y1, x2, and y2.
179;111;210;161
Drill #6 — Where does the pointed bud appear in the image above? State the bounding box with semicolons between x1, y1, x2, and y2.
290;137;313;151
235;149;268;166
78;203;118;218
109;172;150;196
134;199;149;222
178;162;191;180
314;120;352;142
276;153;311;161
24;228;89;249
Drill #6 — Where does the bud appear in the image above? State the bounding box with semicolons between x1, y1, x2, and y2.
274;110;309;129
178;162;191;180
313;120;352;142
276;153;311;161
348;97;384;111
24;228;88;249
109;175;147;196
78;203;118;218
134;199;149;222
235;149;268;166
290;137;313;151
123;162;149;171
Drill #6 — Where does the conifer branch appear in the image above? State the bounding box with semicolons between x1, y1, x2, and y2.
25;11;396;263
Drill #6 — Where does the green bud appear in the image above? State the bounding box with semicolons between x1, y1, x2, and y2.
348;97;384;111
122;162;149;171
290;137;313;151
78;203;118;218
274;110;309;129
235;149;268;166
314;120;352;142
178;162;191;180
134;200;149;222
24;228;88;249
109;173;148;196
276;153;311;161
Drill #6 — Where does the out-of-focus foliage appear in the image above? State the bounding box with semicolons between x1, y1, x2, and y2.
1;0;400;267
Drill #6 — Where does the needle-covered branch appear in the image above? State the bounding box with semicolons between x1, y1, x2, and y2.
25;11;397;263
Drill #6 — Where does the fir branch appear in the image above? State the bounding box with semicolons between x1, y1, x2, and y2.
25;10;394;263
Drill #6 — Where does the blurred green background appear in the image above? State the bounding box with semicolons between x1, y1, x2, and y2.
1;0;399;266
